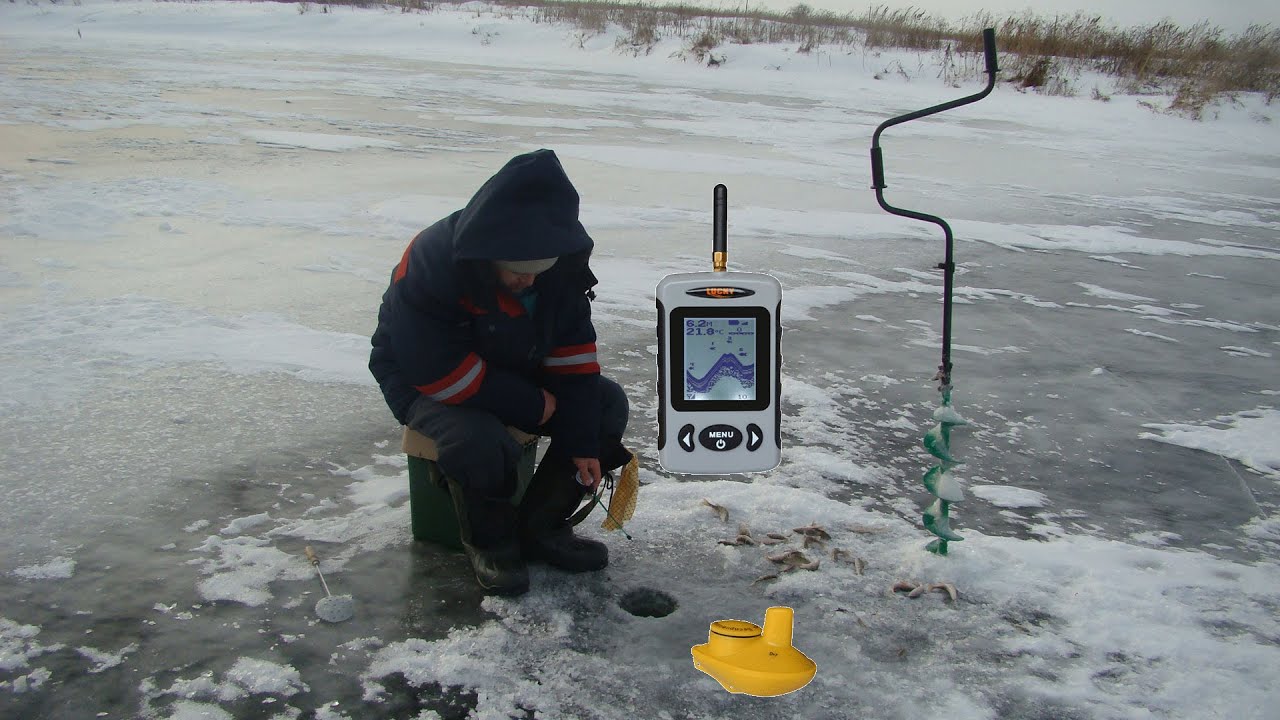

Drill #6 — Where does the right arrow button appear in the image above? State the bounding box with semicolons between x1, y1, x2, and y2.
746;424;763;452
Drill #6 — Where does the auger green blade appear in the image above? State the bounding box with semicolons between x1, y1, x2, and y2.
923;465;964;502
922;510;964;542
923;424;959;463
920;395;967;554
933;404;968;426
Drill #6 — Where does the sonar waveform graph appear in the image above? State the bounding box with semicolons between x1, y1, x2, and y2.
686;353;756;400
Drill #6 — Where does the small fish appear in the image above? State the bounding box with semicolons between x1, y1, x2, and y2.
701;498;729;523
802;535;826;550
768;549;807;564
767;550;819;572
928;582;959;602
892;580;959;602
752;573;779;585
831;549;867;575
792;523;831;541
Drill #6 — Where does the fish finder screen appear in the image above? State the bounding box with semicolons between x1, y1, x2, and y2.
684;317;756;401
668;304;771;412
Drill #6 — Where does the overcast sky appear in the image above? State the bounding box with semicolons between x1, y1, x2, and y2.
738;0;1278;34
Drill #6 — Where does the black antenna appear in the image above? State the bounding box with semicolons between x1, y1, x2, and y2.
870;28;998;391
713;184;727;272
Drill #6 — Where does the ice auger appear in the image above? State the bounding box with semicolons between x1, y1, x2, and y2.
870;29;999;555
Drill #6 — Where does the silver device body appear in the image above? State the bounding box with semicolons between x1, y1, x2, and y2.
656;271;782;475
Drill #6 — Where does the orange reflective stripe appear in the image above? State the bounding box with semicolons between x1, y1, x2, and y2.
413;353;486;403
393;238;415;283
544;361;600;375
544;342;599;374
548;342;596;358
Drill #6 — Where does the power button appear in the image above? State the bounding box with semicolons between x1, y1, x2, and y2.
698;425;743;452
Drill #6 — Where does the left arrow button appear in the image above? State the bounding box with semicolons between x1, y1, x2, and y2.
679;424;696;452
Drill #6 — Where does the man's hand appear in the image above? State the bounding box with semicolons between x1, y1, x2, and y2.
572;457;602;491
539;389;557;425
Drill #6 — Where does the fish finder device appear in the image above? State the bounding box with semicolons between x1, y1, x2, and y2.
657;185;781;475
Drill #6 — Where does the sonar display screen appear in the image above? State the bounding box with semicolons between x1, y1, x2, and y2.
684;317;756;401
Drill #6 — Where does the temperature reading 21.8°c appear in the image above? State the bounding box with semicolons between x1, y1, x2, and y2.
685;318;756;402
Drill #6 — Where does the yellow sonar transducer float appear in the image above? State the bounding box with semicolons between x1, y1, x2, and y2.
691;606;817;696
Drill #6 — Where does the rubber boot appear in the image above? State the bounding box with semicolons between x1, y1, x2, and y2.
519;454;608;572
446;477;529;596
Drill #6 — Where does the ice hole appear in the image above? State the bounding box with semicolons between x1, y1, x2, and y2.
619;587;677;618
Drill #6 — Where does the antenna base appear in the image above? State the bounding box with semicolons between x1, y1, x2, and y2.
713;251;727;272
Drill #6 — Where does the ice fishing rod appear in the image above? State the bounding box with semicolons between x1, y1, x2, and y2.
870;28;999;556
871;27;998;391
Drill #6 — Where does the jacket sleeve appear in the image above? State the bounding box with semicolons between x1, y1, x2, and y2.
388;274;546;432
542;289;602;459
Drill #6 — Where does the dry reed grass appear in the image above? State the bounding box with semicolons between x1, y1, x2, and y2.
281;0;1279;117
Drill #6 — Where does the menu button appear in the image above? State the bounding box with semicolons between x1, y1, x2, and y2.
698;425;743;452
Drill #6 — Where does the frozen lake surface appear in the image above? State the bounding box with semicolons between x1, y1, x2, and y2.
2;2;1278;719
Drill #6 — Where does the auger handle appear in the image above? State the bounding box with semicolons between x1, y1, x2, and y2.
983;27;999;76
869;28;999;390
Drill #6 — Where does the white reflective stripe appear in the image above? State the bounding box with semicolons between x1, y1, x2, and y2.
430;358;485;401
544;352;597;367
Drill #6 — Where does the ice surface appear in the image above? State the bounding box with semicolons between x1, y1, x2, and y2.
1;1;1278;719
10;558;76;581
1141;408;1280;479
970;485;1050;509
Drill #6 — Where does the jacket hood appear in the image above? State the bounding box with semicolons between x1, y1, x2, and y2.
453;149;594;263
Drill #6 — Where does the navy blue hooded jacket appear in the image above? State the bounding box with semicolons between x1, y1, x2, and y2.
369;149;603;459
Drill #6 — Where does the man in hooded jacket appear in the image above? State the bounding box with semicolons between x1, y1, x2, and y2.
369;149;632;596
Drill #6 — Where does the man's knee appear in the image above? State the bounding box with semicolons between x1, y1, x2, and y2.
600;376;629;439
443;420;519;465
407;399;520;492
443;431;522;499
